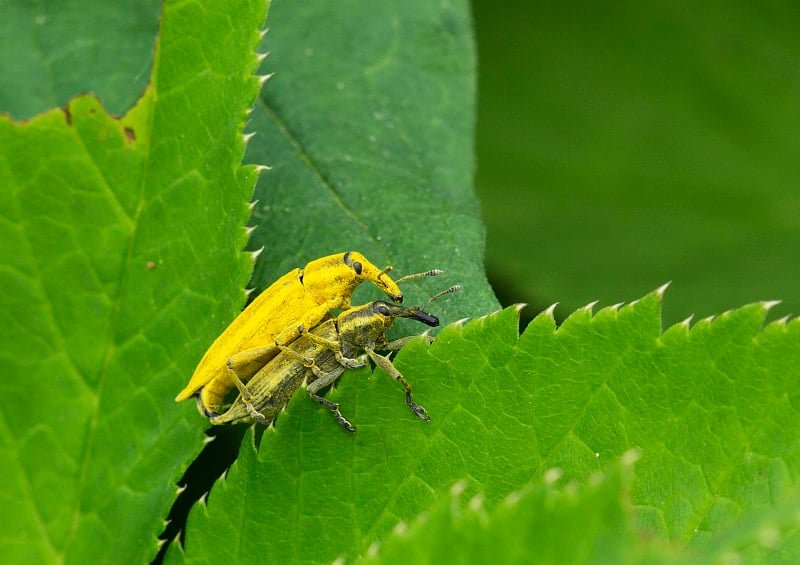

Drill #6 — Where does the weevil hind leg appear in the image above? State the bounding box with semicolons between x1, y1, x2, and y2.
365;347;430;422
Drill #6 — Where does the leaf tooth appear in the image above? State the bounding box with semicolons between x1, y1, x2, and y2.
391;521;408;536
203;434;216;445
257;72;275;87
255;50;270;64
655;281;671;297
242;131;257;145
259;27;269;40
513;302;527;314
543;467;563;484
468;493;485;513
504;491;521;506
254;164;272;173
250;245;265;262
156;537;168;550
621;448;641;467
367;541;381;558
679;314;695;329
244;225;256;238
449;479;468;496
772;315;791;327
760;299;781;311
248;199;259;211
175;484;187;496
580;300;599;313
608;302;624;312
244;286;257;298
543;302;559;318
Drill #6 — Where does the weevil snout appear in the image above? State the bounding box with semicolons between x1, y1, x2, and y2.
406;309;439;327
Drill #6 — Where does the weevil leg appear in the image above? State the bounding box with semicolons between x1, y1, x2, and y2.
244;402;269;426
307;366;353;432
383;335;435;351
334;351;366;369
365;347;430;422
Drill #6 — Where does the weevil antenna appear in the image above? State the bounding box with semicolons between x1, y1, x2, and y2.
395;269;444;284
423;285;462;309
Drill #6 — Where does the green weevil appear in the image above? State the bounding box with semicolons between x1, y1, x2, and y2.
211;286;461;432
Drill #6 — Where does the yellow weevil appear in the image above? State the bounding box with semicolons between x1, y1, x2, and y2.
210;286;461;431
175;251;440;416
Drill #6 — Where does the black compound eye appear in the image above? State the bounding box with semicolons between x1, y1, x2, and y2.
353;261;363;275
378;305;390;316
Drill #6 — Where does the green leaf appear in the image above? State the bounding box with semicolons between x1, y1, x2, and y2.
473;1;800;325
173;288;800;563
355;452;679;565
0;0;266;561
243;0;497;323
0;0;162;119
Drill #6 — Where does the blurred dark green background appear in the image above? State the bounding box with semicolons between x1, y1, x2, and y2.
473;0;800;326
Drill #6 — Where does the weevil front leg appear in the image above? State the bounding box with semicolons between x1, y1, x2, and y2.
365;346;430;422
292;326;366;369
306;366;354;432
381;335;435;351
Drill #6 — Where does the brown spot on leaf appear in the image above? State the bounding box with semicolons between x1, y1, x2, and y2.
62;106;72;125
124;127;136;143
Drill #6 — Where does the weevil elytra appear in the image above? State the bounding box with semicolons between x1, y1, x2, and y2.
176;251;441;416
211;286;461;431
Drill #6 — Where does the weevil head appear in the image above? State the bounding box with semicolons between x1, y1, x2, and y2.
337;301;439;349
304;252;404;305
344;251;403;303
360;301;439;330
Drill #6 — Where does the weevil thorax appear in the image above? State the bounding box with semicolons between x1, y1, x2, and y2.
336;301;396;350
303;252;403;306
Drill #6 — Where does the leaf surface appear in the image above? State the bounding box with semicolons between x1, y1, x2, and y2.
0;0;267;561
174;289;800;563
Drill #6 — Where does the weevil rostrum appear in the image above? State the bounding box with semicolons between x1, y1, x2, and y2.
210;286;461;431
176;251;442;416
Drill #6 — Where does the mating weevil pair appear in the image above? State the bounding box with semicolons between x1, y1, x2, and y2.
176;251;457;431
211;287;459;431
